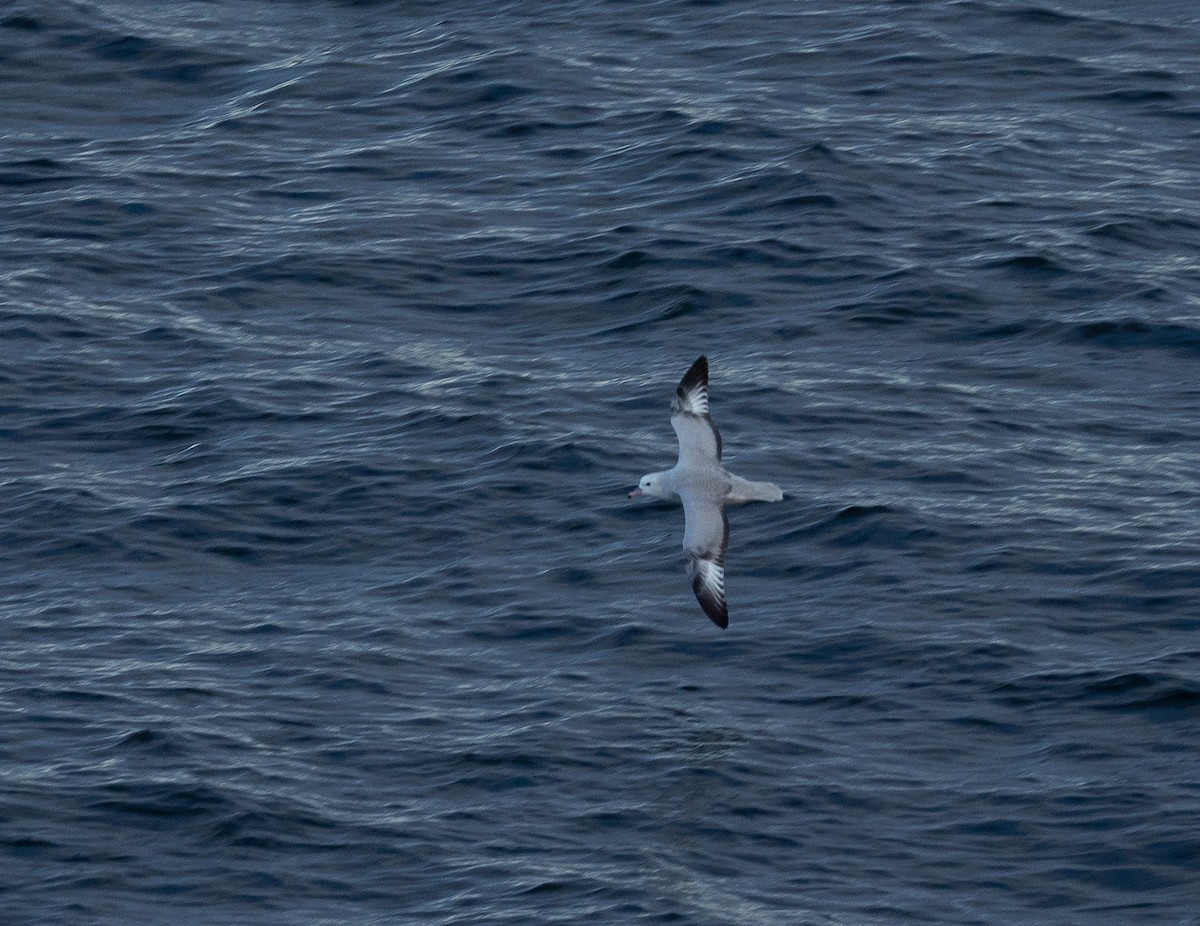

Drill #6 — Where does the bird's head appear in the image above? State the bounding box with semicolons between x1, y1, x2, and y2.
628;472;671;499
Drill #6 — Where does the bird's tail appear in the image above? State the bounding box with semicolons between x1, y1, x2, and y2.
728;476;784;503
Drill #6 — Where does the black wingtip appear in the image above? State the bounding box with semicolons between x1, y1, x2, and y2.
692;579;728;629
677;355;708;396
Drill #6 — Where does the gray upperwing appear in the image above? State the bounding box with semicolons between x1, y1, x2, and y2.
681;490;729;628
671;412;722;466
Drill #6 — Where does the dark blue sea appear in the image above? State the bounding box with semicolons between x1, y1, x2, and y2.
3;1;1199;923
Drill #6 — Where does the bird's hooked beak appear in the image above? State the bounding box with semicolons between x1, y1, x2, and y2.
628;488;644;498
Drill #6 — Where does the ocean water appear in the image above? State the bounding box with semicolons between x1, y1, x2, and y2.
2;1;1199;923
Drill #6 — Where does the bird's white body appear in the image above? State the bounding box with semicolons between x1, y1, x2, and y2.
634;468;782;504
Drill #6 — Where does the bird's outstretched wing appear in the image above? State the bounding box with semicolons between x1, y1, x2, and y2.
671;355;722;465
681;491;729;628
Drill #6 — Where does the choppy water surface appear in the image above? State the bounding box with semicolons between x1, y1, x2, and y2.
2;1;1199;923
